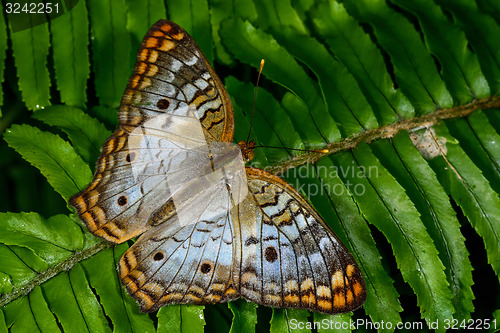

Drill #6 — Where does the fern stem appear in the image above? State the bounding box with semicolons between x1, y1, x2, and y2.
266;96;500;175
0;241;112;307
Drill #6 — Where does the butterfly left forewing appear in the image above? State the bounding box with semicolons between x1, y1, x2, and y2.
68;115;212;243
70;20;235;244
68;129;169;243
238;167;366;314
120;20;234;143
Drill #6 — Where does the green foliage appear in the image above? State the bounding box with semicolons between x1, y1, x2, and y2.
4;125;93;201
0;0;499;332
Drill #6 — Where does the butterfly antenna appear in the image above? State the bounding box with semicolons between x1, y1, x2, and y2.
246;59;265;144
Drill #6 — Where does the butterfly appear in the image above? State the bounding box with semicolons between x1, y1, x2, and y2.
69;20;366;314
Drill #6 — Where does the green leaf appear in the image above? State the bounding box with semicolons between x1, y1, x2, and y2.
0;213;83;265
468;110;500;190
33;105;112;167
312;0;414;124
342;0;454;114
254;0;308;34
435;0;500;94
270;308;310;333
376;132;474;320
50;0;90;107
0;2;8;115
271;27;378;136
157;305;182;332
68;264;112;333
220;18;340;144
0;272;12;294
425;123;500;278
81;244;156;332
227;77;304;164
158;305;206;332
0;244;42;290
26;286;60;331
446;114;500;194
167;0;213;64
313;312;353;333
42;270;109;333
10;245;49;273
2;288;59;332
393;0;490;104
280;92;325;145
10;19;51;110
210;0;257;64
87;0;131;108
0;212;83;266
331;144;454;330
125;0;166;55
3;125;93;201
228;300;258;333
492;309;500;333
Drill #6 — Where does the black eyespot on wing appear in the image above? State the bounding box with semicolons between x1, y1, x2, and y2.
118;196;128;206
200;262;211;274
157;98;170;110
264;246;278;263
153;252;164;261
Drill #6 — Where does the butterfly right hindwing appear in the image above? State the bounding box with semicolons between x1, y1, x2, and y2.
237;167;366;314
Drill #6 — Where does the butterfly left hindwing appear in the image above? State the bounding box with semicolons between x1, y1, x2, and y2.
119;209;238;312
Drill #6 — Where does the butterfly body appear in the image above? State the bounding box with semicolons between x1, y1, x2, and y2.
70;20;366;314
